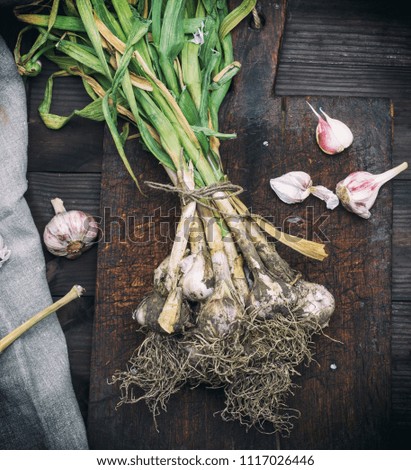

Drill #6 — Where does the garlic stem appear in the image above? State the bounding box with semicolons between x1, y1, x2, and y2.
199;206;234;286
189;212;207;255
374;161;408;186
222;228;250;301
245;220;296;283
50;197;67;215
213;193;271;273
0;285;85;354
164;200;197;292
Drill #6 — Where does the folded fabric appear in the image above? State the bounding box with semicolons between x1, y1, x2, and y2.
0;31;88;449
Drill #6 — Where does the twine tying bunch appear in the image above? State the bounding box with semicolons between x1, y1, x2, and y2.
144;180;244;208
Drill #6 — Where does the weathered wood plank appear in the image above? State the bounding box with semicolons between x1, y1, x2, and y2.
56;296;95;422
26;172;101;296
393;181;411;302
391;302;411;436
392;100;411;180
89;63;392;458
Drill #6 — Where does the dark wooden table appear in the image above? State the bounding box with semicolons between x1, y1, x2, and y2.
1;0;410;449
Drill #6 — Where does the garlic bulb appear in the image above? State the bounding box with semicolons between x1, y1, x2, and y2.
43;198;98;259
270;171;339;209
307;102;353;155
0;234;11;268
336;162;408;219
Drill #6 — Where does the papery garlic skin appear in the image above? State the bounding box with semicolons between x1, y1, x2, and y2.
43;198;98;259
270;171;312;204
0;234;11;268
180;252;214;301
310;185;339;210
336;162;408;219
270;171;338;210
307;102;353;155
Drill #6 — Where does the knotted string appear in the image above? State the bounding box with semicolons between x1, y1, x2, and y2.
144;180;244;209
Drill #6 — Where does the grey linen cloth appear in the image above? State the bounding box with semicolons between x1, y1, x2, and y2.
0;33;89;449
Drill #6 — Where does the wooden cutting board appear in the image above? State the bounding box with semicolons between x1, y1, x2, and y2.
88;0;392;449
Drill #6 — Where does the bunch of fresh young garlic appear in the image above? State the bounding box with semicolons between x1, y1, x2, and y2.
133;166;334;337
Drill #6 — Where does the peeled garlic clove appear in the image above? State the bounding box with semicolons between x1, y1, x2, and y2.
307;102;353;155
0;234;11;268
43;198;98;259
270;171;312;204
310;185;339;210
336;162;408;219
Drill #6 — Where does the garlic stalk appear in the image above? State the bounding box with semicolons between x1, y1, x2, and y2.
0;234;11;268
195;207;244;339
0;285;85;354
307;102;353;155
43;198;98;259
270;171;339;209
163;164;197;293
336;162;408;219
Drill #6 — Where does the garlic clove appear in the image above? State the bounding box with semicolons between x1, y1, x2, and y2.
307;102;353;155
270;171;312;204
43;198;99;259
336;162;408;219
320;108;353;149
0;234;11;268
310;185;340;210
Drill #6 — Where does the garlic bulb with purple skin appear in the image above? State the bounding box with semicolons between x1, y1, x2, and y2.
336;162;408;219
43;198;98;259
270;171;339;209
307;102;353;155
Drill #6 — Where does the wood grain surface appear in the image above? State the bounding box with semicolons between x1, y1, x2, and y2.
88;0;392;448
